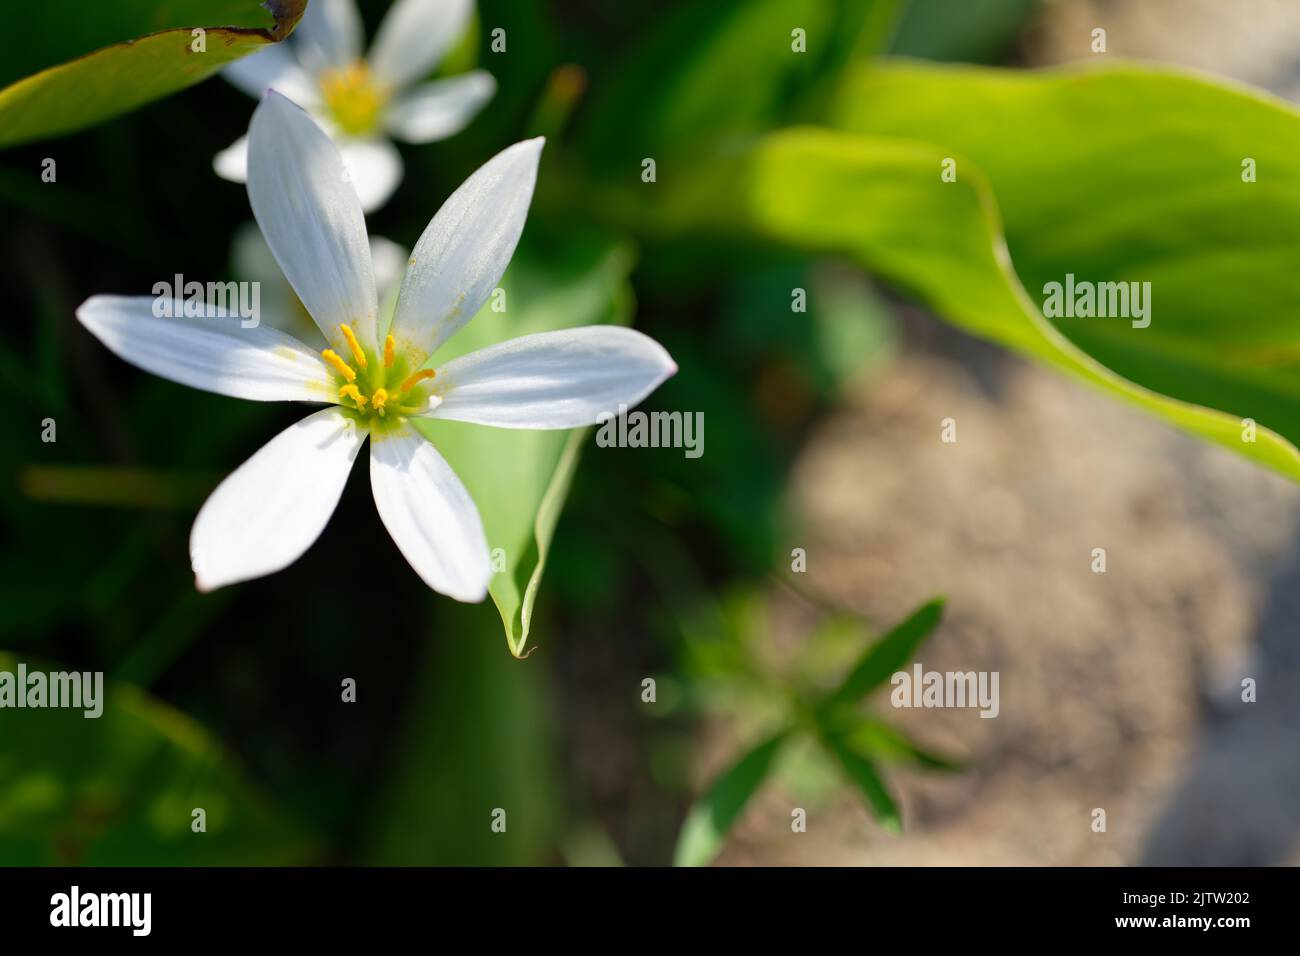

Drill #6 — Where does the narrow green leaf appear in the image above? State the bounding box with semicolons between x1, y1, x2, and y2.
821;731;901;831
412;230;636;656
674;732;788;867
0;0;305;149
826;598;945;706
839;718;963;771
19;465;218;509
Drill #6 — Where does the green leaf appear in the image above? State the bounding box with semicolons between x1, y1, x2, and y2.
412;229;636;657
828;60;1300;480
0;0;305;149
673;732;787;867
836;718;963;771
825;598;945;707
820;730;901;831
0;652;313;864
634;107;1300;482
577;0;900;166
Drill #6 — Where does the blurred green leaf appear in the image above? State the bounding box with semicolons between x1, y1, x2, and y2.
0;0;305;148
825;598;945;706
827;60;1300;481
835;718;963;771
413;229;636;657
362;603;560;866
634;87;1300;481
673;731;787;867
820;729;901;831
0;652;312;864
578;0;900;166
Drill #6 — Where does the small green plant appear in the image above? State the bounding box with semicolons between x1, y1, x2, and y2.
673;597;958;867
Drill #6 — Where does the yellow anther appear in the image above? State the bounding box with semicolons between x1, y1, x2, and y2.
321;349;356;382
372;388;389;416
339;324;368;369
383;334;396;368
338;384;367;407
398;369;436;393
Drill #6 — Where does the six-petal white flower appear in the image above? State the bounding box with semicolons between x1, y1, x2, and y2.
214;0;495;212
77;90;677;602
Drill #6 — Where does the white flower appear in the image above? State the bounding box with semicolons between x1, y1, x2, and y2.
214;0;495;212
77;91;677;602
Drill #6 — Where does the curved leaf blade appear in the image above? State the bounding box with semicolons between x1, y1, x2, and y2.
640;122;1300;482
827;60;1300;479
0;0;305;149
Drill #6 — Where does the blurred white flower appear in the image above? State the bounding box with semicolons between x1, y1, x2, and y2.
78;92;676;602
231;221;407;344
214;0;495;212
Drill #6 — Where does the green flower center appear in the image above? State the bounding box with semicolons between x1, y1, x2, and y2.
325;324;435;431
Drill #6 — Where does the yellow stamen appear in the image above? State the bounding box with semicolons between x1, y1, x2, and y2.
372;388;389;416
321;349;356;382
383;334;396;368
338;384;367;407
318;60;388;137
398;369;436;393
339;324;368;369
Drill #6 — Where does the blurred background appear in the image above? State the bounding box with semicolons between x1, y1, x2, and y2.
3;0;1300;865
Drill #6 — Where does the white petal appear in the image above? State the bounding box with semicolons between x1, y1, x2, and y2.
335;136;404;213
385;72;495;143
222;45;319;105
369;425;489;602
213;133;250;183
390;137;544;362
247;91;379;353
295;0;365;72
369;0;473;89
76;295;335;403
424;326;678;428
190;407;366;591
